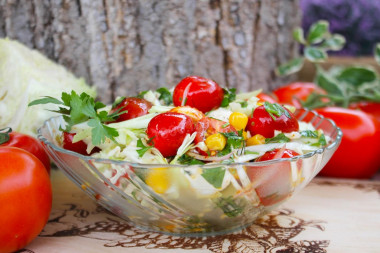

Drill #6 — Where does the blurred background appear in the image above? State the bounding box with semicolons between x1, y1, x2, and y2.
299;0;380;81
301;0;380;56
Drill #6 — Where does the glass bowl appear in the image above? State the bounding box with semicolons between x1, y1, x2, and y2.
38;108;342;236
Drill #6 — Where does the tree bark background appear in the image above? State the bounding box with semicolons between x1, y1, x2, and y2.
0;0;300;103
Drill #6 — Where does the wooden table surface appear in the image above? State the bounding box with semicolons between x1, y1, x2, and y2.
23;169;380;253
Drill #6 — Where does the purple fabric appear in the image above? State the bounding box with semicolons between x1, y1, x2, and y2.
300;0;380;56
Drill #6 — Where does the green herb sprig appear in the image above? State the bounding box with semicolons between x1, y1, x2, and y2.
221;88;237;107
29;91;120;145
276;20;380;109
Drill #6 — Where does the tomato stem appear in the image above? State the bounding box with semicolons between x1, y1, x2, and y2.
0;127;12;145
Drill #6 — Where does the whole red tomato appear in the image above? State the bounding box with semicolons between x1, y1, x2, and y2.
173;76;224;113
110;97;152;122
248;148;301;206
349;101;380;125
0;147;52;253
0;129;50;172
246;104;299;138
146;112;195;157
316;107;380;179
273;82;326;108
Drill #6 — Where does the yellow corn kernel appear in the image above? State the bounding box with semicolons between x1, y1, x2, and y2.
246;134;265;146
242;131;248;140
145;168;170;194
205;133;227;151
229;112;248;130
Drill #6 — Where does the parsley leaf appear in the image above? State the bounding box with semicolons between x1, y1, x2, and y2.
88;118;118;145
221;88;237;107
156;87;173;105
215;196;244;217
238;101;248;108
137;90;149;99
28;96;63;106
112;96;126;109
311;133;327;147
178;154;205;165
29;91;119;145
264;102;291;120
136;139;152;157
265;133;290;144
221;131;244;149
201;167;225;188
300;130;319;138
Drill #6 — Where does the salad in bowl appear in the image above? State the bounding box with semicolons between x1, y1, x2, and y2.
35;76;341;235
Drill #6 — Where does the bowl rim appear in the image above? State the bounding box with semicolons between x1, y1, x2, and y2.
37;108;342;168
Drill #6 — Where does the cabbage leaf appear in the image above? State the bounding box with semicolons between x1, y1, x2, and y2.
0;38;96;136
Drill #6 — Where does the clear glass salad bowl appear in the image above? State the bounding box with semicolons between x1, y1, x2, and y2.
38;108;341;236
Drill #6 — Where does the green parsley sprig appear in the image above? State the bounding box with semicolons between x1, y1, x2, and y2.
29;91;120;145
264;102;291;120
221;88;237;107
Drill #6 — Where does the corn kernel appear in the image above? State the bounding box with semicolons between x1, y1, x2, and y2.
242;131;248;140
246;134;266;146
229;112;248;130
205;133;227;151
145;167;169;194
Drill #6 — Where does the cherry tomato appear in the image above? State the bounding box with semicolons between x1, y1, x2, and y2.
146;112;195;157
257;92;278;103
62;132;100;156
248;148;301;206
170;106;205;122
247;148;300;206
0;147;52;253
194;116;237;155
316;107;380;179
246;105;299;138
256;148;300;162
110;97;152;122
273;82;326;108
0;130;50;172
173;76;224;113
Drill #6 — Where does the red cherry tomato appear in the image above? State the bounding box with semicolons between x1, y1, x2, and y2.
0;147;52;253
146;112;195;157
0;130;50;172
273;82;326;108
246;105;299;138
173;76;224;113
256;148;300;162
62;132;100;156
257;92;278;103
194;116;237;155
248;148;301;206
170;106;205;122
110;97;152;122
316;107;380;179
